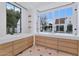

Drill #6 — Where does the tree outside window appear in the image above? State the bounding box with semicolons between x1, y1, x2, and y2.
6;3;21;34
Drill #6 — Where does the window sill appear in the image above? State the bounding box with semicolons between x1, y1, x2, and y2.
37;32;79;40
0;33;33;44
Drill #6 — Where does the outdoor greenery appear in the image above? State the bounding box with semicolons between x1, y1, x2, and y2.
7;9;21;34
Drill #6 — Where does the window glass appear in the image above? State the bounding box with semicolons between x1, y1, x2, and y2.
40;12;53;32
6;3;14;10
6;3;21;34
64;7;73;16
39;7;73;33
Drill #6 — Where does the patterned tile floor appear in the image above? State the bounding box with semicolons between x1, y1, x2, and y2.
18;45;73;56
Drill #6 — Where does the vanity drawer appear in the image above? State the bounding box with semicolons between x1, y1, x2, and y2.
0;42;13;49
59;39;77;44
36;36;58;45
13;43;33;55
0;42;13;56
0;49;13;56
13;39;24;44
58;46;77;55
13;37;33;55
36;40;58;49
59;40;77;49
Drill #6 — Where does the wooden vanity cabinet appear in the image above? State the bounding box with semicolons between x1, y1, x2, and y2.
35;36;78;55
58;39;78;55
35;36;58;50
0;42;13;56
0;36;33;56
13;36;33;55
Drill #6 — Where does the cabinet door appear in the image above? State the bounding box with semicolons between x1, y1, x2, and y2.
13;37;33;55
36;41;58;49
0;42;13;56
59;46;77;55
59;39;77;49
35;36;58;49
78;41;79;56
58;39;78;55
13;39;26;55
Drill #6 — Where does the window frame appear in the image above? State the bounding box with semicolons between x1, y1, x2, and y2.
6;2;22;34
38;4;73;34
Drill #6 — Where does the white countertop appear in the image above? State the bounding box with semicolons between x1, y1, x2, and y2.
36;32;79;40
0;33;33;44
0;32;79;44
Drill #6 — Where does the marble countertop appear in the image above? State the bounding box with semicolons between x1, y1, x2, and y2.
0;32;79;44
0;33;33;44
36;32;79;40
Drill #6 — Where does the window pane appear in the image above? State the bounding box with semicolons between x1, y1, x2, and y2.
15;7;21;12
6;3;14;10
59;9;65;18
39;6;73;34
64;7;73;16
15;7;21;33
6;3;21;34
54;10;59;18
40;12;53;32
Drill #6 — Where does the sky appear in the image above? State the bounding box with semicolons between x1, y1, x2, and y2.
40;7;73;23
6;3;20;12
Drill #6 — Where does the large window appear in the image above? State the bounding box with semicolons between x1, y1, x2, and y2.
39;6;73;33
6;3;21;34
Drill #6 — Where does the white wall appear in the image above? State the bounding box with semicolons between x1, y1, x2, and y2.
38;2;72;11
26;9;38;34
31;10;38;34
77;3;79;35
0;3;6;36
21;8;29;33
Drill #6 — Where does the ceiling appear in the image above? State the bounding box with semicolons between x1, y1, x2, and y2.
18;2;72;11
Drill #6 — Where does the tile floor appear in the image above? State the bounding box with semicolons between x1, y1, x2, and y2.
18;45;73;56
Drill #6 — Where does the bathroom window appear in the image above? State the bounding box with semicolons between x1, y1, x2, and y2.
40;12;53;32
6;3;21;34
39;7;73;33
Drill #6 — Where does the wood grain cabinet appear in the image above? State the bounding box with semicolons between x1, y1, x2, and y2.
13;36;33;55
35;36;78;55
58;39;78;55
35;36;58;50
0;42;13;56
0;36;33;56
77;41;79;56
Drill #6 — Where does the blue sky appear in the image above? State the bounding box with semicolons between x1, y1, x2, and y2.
6;3;20;12
40;7;73;23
